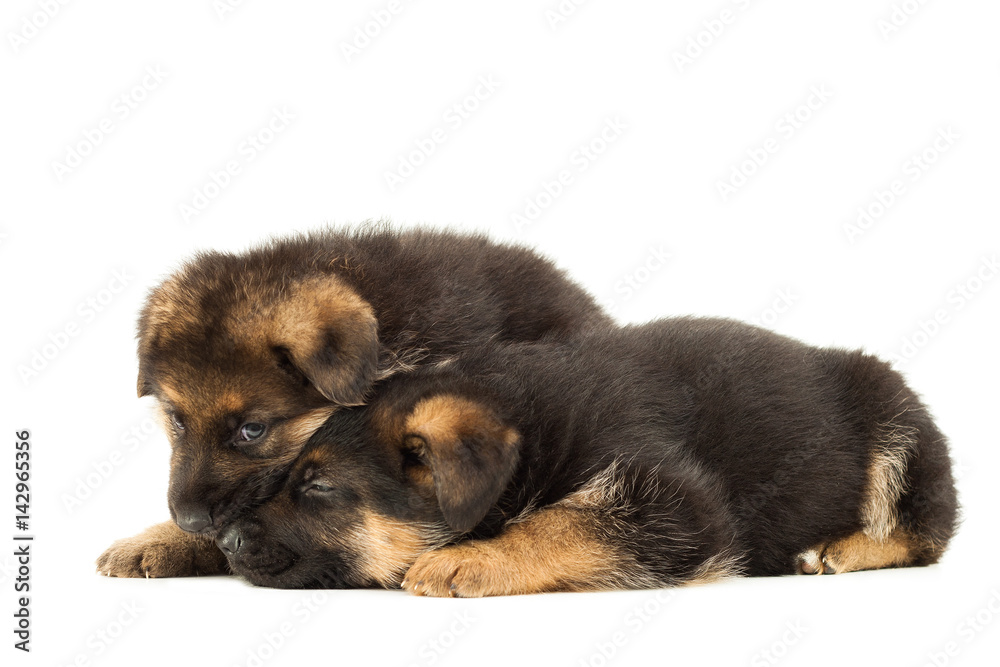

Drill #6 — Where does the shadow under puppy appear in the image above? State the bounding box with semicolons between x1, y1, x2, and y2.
218;317;958;596
97;224;610;579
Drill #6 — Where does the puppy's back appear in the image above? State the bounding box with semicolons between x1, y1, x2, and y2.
610;318;958;574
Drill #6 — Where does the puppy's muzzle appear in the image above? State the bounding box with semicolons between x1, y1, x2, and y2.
216;524;243;556
175;507;214;534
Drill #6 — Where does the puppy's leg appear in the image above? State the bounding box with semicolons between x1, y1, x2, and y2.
796;428;919;574
96;521;228;578
403;502;616;597
403;462;742;597
798;399;956;575
799;529;916;575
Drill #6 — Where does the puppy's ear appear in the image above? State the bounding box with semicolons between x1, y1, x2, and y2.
137;368;154;397
270;277;379;406
404;395;520;533
135;309;161;398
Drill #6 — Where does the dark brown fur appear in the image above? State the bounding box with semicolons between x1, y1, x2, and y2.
97;224;609;578
218;318;958;596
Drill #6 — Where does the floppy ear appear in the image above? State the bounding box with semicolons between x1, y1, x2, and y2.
404;395;521;533
135;311;160;398
137;368;154;397
270;277;379;406
136;328;159;398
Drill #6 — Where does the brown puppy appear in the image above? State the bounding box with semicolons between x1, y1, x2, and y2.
218;318;957;596
96;224;609;578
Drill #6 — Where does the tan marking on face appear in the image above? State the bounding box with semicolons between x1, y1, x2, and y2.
213;391;245;415
254;406;338;464
368;401;407;447
281;407;337;448
153;403;174;435
351;513;445;588
158;384;186;409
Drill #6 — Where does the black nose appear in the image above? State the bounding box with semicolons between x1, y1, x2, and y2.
175;509;213;534
216;524;243;556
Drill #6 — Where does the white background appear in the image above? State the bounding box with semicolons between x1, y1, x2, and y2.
2;1;998;665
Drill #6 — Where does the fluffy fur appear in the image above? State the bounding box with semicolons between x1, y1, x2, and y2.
97;224;609;577
219;318;958;595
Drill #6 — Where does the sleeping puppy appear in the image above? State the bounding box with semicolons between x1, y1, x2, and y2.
96;225;610;578
218;318;958;595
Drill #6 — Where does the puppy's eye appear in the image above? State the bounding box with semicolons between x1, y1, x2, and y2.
239;423;267;442
306;483;334;494
170;414;185;431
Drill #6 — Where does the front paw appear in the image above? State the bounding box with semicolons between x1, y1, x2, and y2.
96;522;226;578
402;543;509;598
795;548;831;575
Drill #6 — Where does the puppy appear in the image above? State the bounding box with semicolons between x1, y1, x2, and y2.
96;225;610;578
218;317;958;596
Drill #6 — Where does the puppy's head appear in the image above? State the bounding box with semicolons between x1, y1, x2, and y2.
137;253;379;534
218;392;521;589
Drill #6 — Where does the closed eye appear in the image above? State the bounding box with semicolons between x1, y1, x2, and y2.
169;412;186;431
304;482;334;494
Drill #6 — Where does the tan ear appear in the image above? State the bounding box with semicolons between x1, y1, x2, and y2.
271;276;379;406
404;395;520;533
